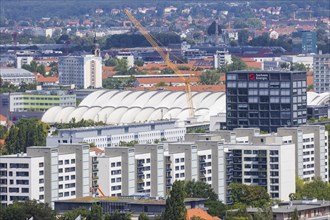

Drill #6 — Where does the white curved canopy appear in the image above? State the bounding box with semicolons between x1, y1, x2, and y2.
42;90;329;125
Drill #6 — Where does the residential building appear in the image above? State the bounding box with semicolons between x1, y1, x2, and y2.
9;90;76;112
0;68;36;86
46;120;186;148
0;144;90;207
313;53;330;93
301;31;317;54
116;52;134;68
16;52;34;69
214;50;232;68
226;70;307;132
58;55;102;89
224;141;296;202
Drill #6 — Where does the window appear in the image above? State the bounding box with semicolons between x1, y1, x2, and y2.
22;188;29;193
39;170;44;175
71;159;75;164
39;162;44;167
39;195;44;200
65;160;69;164
64;192;69;197
39;179;44;184
39;187;44;192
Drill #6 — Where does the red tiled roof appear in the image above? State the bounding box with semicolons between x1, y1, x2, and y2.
102;66;117;79
33;73;58;83
187;208;221;220
136;77;200;85
0;114;8;122
130;84;225;92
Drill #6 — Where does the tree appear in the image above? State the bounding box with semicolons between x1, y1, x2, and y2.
114;59;128;71
225;208;253;220
138;213;150;220
58;207;90;220
105;58;118;67
163;180;187;220
155;82;168;87
90;203;103;220
290;63;306;71
184;180;227;217
0;125;7;139
199;71;221;85
238;30;249;46
230;183;271;208
185;180;218;201
290;208;299;220
5;118;49;154
226;56;248;71
1;200;56;220
253;205;273;220
293;177;330;200
134;60;144;67
160;68;175;74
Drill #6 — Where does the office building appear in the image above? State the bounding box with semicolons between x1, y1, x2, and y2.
0;67;36;86
58;54;102;89
9;90;76;112
226;70;307;132
0;144;90;207
55;196;207;217
313;54;330;93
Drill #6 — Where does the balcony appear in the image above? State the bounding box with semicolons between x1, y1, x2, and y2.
92;175;99;180
137;162;144;168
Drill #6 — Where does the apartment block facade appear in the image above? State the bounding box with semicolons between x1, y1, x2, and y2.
226;70;307;132
59;55;102;89
313;54;330;93
0;144;90;207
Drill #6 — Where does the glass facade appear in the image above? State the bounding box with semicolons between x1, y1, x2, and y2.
226;71;307;132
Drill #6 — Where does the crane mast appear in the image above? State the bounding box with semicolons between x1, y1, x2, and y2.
124;9;194;117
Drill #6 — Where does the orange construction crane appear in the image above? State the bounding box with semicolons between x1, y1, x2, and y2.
97;187;105;197
124;9;194;117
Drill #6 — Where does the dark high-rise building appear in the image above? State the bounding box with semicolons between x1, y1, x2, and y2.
226;70;307;132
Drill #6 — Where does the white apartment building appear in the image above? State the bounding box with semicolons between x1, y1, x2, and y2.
214;50;232;68
277;125;328;182
313;54;330;93
58;55;102;89
116;52;134;68
47;120;186;148
92;125;327;203
0;144;90;207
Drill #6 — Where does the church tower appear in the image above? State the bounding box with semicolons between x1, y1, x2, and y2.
92;34;101;57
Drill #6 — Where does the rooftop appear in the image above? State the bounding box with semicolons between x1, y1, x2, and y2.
247;200;330;214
